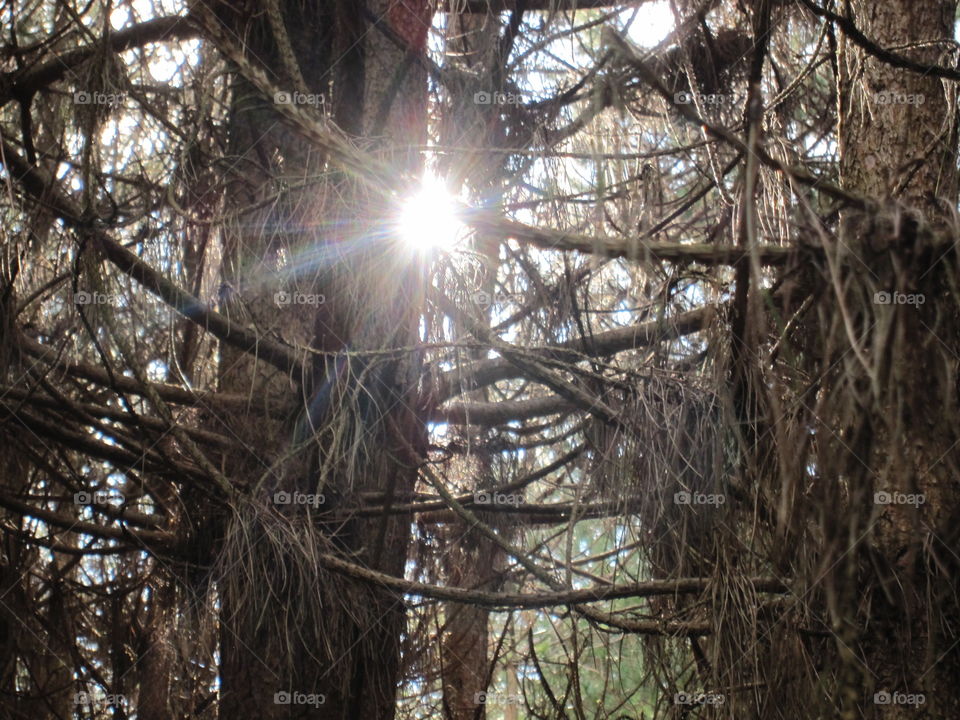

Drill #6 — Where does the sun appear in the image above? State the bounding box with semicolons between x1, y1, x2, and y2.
397;175;466;252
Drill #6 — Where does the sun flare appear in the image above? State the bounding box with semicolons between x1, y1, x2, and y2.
398;175;466;252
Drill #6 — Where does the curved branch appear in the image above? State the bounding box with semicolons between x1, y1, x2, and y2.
436;305;714;401
0;16;200;107
315;547;786;609
0;139;302;376
799;0;960;82
435;394;572;424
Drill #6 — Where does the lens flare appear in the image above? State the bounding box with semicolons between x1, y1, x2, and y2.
398;175;465;251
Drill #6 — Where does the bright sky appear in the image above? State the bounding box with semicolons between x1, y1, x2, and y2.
627;1;677;47
105;0;677;256
402;2;676;252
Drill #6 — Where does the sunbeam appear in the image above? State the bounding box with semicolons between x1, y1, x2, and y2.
397;174;466;252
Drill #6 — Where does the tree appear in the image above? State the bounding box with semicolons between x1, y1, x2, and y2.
0;1;957;719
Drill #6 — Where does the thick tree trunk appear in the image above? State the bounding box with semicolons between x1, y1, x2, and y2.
136;579;192;720
835;2;960;718
211;1;431;718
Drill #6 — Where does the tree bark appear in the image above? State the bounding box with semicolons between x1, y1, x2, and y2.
211;1;431;717
834;2;960;718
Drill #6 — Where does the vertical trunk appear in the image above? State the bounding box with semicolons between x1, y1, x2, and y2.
211;1;432;718
135;580;181;720
24;558;74;720
834;2;960;717
437;13;508;718
441;527;497;720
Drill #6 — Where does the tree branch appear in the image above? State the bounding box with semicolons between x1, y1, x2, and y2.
0;139;303;376
0;494;174;548
799;0;960;82
317;548;786;609
466;211;798;264
0;16;200;107
436;305;714;401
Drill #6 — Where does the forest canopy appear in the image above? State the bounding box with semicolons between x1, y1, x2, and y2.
0;0;958;718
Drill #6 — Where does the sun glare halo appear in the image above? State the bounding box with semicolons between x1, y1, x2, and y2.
398;175;465;252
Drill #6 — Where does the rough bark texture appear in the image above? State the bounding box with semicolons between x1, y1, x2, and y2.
441;527;498;720
836;2;960;718
211;1;431;717
839;2;959;212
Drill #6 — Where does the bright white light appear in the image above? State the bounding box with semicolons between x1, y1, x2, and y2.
398;175;465;252
626;1;676;47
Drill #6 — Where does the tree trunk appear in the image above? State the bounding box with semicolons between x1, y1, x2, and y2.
210;1;432;718
437;13;512;717
834;2;960;717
